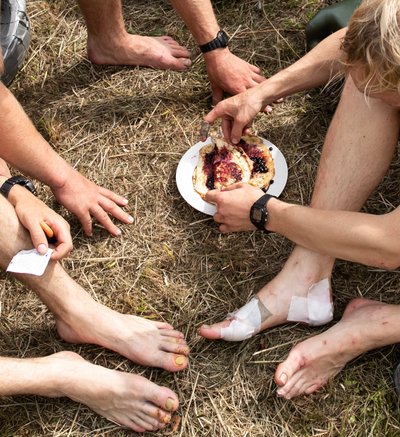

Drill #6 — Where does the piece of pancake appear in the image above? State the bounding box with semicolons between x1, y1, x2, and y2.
193;138;253;199
237;135;275;190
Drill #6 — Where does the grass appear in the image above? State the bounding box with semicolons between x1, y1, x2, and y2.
0;0;400;435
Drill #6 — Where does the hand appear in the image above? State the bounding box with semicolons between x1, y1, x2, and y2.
11;186;73;260
51;168;133;237
204;86;266;144
203;48;266;105
206;182;265;233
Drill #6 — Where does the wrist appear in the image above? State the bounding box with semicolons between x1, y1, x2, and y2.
7;183;33;206
265;197;289;233
203;46;230;61
48;165;75;191
0;175;37;205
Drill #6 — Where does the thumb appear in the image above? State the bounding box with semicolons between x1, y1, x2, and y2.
205;189;220;204
221;182;243;192
29;222;48;255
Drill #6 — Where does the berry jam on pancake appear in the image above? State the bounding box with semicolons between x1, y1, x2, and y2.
193;136;274;200
238;135;275;189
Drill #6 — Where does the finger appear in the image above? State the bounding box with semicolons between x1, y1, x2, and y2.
99;197;133;225
90;205;121;236
211;84;224;107
221;118;233;143
252;72;266;84
219;224;230;233
243;127;251;136
249;64;262;75
78;211;93;236
204;107;218;125
98;187;129;207
205;189;220;204
213;213;224;223
262;105;273;114
28;221;48;255
221;182;243;192
231;118;249;145
51;242;72;260
47;221;73;260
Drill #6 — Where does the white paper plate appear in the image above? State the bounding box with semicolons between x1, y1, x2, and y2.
176;137;288;216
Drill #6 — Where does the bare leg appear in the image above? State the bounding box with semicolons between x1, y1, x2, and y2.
0;195;189;373
274;298;400;399
0;351;179;432
76;0;191;70
199;76;399;340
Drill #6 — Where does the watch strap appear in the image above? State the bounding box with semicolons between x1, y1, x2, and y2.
0;176;37;198
199;30;229;53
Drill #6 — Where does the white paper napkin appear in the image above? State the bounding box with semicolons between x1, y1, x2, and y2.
6;248;53;276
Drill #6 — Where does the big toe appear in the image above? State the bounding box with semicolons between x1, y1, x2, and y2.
198;319;232;340
167;57;192;71
148;386;179;414
275;348;304;387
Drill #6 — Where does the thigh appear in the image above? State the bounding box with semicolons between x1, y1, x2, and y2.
311;74;399;211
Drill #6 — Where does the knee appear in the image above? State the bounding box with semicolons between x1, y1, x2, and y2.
0;196;32;267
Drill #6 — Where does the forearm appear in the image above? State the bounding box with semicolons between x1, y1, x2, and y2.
0;83;71;189
268;199;400;269
257;28;347;104
0;356;61;397
170;0;219;44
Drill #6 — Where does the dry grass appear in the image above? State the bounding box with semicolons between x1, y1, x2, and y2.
1;0;400;435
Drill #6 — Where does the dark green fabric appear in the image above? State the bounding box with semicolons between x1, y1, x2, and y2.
306;0;362;50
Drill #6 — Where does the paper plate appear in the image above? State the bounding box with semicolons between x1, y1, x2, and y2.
176;137;288;216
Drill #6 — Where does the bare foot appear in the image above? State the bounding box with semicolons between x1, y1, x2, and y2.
275;298;400;399
87;33;191;70
45;351;179;432
56;301;189;372
199;247;335;340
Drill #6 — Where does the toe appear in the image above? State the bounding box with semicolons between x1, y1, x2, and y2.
136;411;166;431
304;383;320;395
161;339;190;356
148;388;179;414
283;374;308;399
275;346;305;387
170;354;188;371
130;415;157;432
276;368;304;399
198;319;231;340
160;329;185;339
170;46;191;57
153;321;174;330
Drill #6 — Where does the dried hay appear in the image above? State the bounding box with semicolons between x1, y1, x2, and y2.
1;0;400;436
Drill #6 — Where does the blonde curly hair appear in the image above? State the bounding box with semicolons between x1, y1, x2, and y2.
342;0;400;93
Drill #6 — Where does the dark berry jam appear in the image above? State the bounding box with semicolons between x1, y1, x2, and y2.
206;175;215;190
252;157;267;173
239;141;268;174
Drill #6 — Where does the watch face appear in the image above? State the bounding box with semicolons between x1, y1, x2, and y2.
252;208;263;223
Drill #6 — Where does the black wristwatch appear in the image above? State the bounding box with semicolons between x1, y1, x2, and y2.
250;193;276;232
199;29;229;53
0;175;37;198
